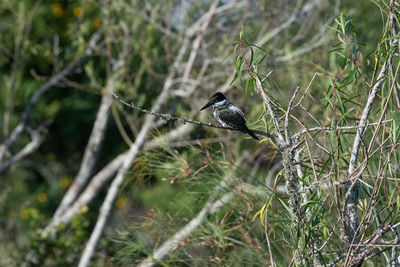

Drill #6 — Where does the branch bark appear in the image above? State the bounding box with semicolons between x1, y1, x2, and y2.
42;152;126;236
138;156;267;267
0;120;52;173
138;179;236;267
47;89;113;232
343;56;387;247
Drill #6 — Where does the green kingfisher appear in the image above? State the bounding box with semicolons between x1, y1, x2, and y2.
200;92;259;140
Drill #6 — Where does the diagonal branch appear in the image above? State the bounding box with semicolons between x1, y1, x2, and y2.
343;60;388;246
0;120;52;173
138;176;236;267
42;152;127;237
138;156;267;267
48;90;113;229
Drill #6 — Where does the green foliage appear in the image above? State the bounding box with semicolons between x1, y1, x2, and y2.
1;0;400;266
21;211;90;266
113;144;278;266
221;1;400;265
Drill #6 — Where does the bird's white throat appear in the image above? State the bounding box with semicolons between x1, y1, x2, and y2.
212;99;227;107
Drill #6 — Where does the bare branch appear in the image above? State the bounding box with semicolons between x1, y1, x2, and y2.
138;184;235;267
0;120;52;173
343;60;387;245
294;119;393;137
285;86;301;144
112;92;275;140
42;152;126;237
138;154;260;267
48;91;113;230
239;40;285;144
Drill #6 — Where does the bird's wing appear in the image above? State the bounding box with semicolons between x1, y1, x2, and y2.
217;108;247;129
227;104;246;121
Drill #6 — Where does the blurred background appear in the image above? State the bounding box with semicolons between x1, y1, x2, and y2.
0;0;393;266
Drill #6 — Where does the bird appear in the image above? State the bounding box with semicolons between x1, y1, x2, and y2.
200;92;259;140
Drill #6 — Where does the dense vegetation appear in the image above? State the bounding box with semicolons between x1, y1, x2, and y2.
1;0;399;266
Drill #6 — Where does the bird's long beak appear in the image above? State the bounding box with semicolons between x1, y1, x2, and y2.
200;101;213;111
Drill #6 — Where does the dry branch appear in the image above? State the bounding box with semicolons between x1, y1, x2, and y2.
112;92;275;140
138;156;268;267
48;91;113;229
78;2;224;264
343;49;388;248
138;175;236;267
42;152;127;237
0;120;52;173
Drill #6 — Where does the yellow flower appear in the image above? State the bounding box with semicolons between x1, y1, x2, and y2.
116;197;126;208
20;208;30;219
37;192;48;203
93;17;102;28
78;205;89;215
51;3;63;18
60;177;72;189
73;7;84;18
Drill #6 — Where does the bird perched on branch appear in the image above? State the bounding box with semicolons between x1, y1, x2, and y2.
200;92;259;140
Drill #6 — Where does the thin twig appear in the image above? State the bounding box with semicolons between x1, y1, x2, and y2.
112;92;275;141
285;86;301;144
294;120;393;137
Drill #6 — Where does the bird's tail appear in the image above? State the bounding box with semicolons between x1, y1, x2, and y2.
244;128;259;140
